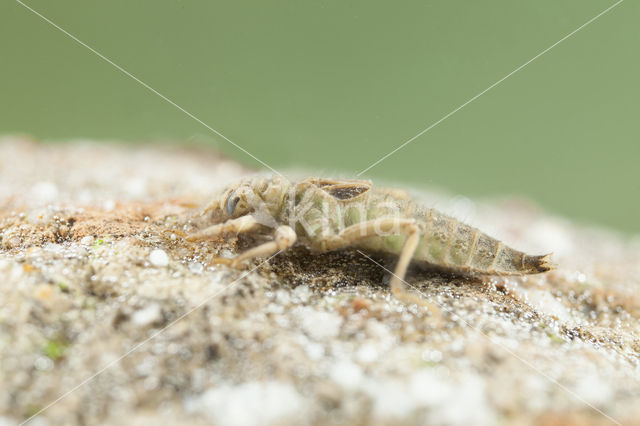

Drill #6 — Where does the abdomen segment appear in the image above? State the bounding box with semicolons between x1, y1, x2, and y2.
415;210;552;275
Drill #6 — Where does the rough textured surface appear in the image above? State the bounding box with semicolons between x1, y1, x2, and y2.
0;136;639;426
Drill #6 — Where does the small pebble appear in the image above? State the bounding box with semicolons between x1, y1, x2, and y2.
132;304;163;327
34;355;55;371
293;285;311;303
296;307;343;340
189;262;204;274
356;343;379;363
421;349;443;363
149;249;169;267
80;235;94;246
329;360;363;390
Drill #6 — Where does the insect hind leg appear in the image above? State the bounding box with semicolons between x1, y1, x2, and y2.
325;218;433;305
389;222;419;296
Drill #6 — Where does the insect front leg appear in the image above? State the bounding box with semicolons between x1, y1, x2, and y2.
212;226;297;268
186;215;259;241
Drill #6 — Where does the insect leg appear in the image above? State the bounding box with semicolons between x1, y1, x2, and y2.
212;225;297;268
327;218;437;309
389;222;419;297
324;218;419;284
186;215;259;241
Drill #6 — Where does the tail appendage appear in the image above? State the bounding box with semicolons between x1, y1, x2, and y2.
416;211;554;275
522;253;554;274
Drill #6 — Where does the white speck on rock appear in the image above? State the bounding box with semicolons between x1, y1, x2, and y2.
34;355;54;371
356;343;379;363
329;360;363;390
132;304;162;327
294;307;343;341
188;262;204;274
304;341;325;360
149;249;169;267
185;381;305;426
43;243;63;254
421;349;443;363
80;235;93;246
363;319;396;355
265;303;285;315
293;284;312;303
275;289;291;305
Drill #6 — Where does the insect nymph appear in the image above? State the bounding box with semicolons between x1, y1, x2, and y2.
188;176;552;298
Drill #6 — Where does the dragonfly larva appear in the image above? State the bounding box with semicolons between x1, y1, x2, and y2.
187;176;552;299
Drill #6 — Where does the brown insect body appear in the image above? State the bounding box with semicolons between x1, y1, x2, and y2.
283;178;551;276
189;176;552;300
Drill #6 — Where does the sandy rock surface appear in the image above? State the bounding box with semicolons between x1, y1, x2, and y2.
0;136;639;426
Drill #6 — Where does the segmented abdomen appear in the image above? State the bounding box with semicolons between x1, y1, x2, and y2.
415;209;551;275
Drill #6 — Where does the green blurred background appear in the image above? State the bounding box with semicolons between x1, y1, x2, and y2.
1;0;637;232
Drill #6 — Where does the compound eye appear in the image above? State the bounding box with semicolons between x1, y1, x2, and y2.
225;193;241;216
